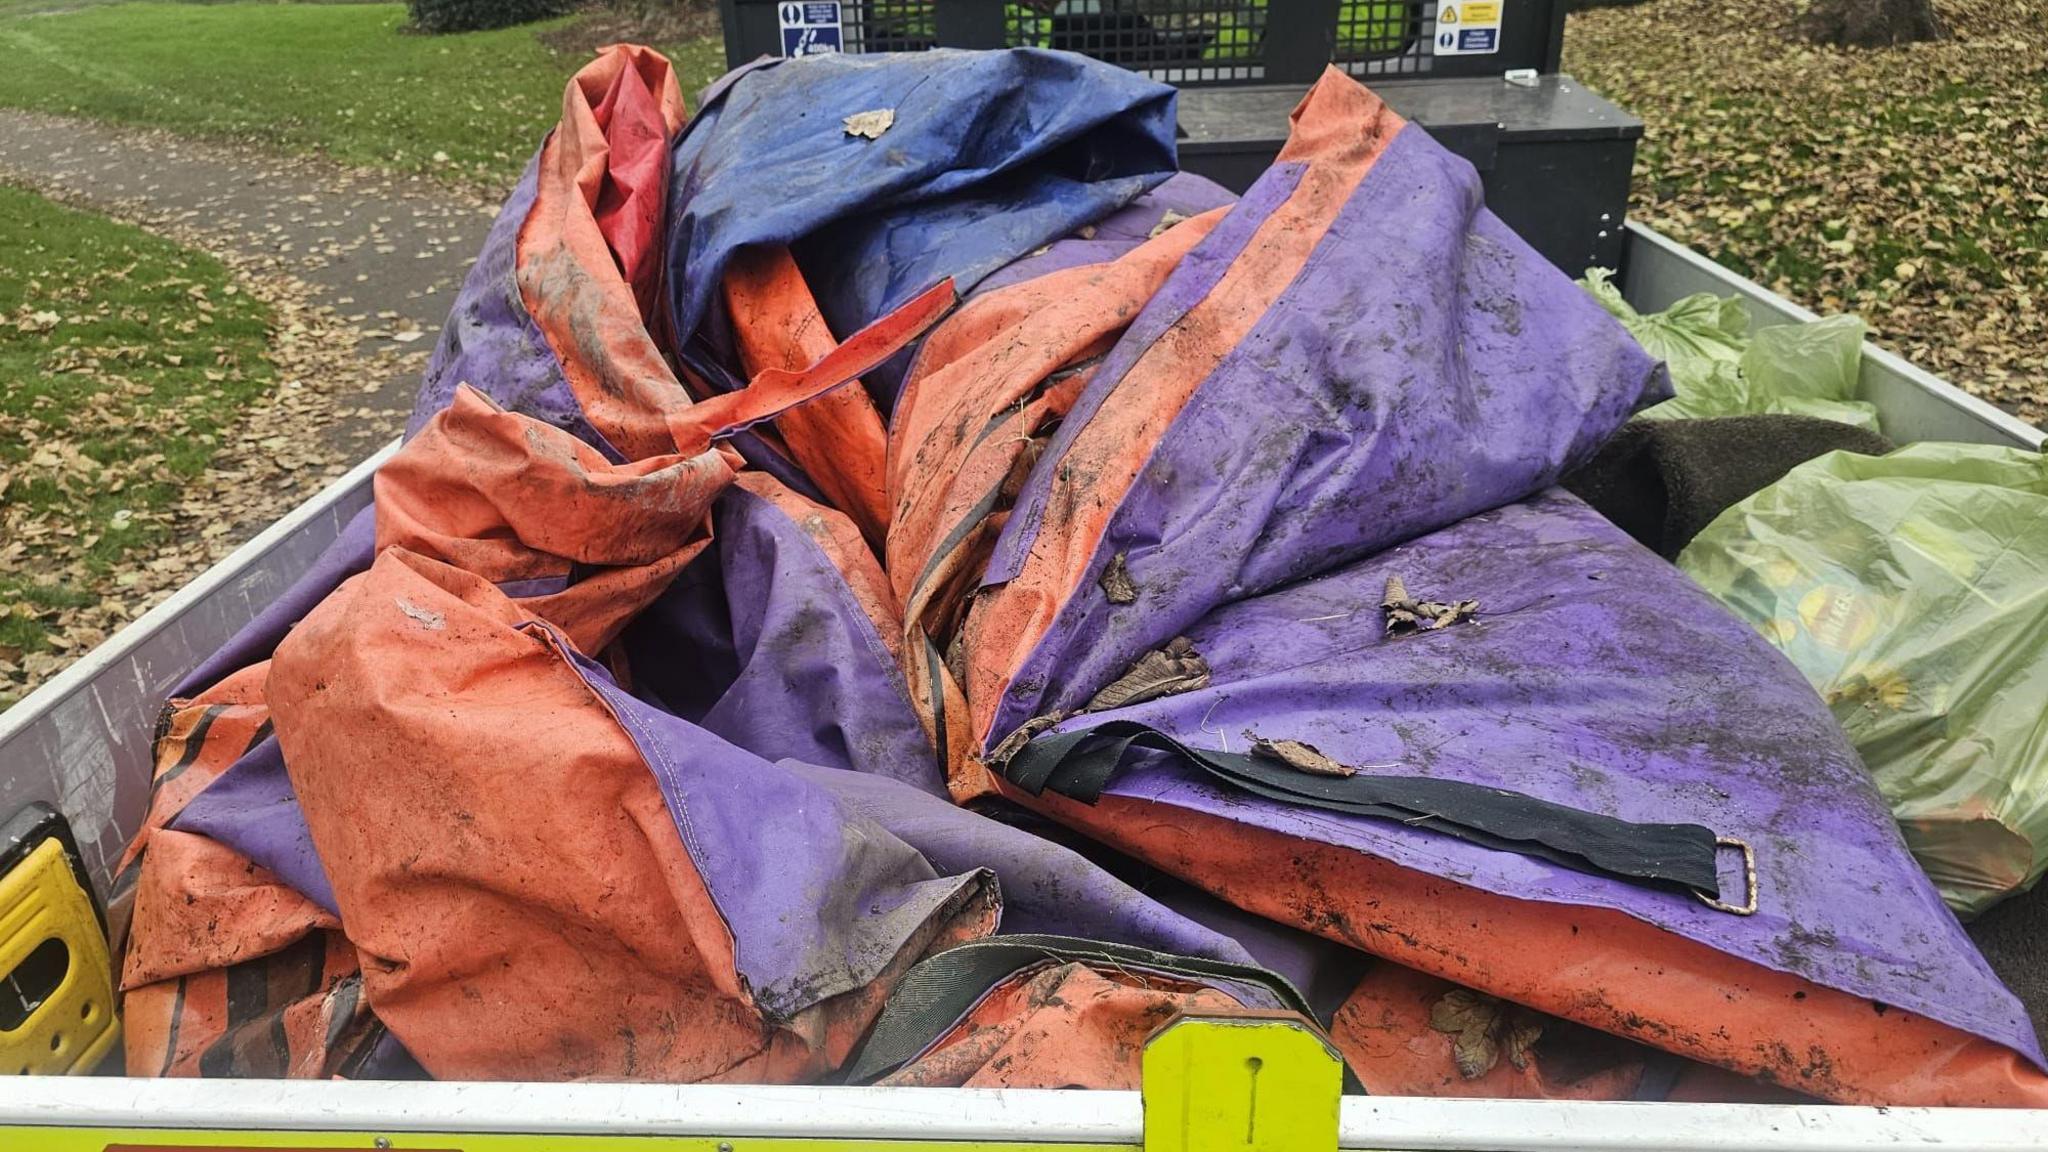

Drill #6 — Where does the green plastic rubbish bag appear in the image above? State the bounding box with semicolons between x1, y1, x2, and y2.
1581;269;1881;432
1679;443;2048;917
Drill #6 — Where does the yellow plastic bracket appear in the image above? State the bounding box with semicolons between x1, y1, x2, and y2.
1141;1012;1343;1152
0;835;120;1074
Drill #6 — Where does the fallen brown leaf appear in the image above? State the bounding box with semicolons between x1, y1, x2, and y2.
842;108;896;140
1248;735;1356;778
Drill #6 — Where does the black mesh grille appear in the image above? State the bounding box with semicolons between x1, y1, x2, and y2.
781;0;1506;84
990;0;1435;85
847;0;940;51
1336;0;1433;75
1023;0;1262;83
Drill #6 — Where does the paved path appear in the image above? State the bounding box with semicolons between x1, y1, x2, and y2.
0;108;500;444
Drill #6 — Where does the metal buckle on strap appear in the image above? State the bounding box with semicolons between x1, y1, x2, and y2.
1694;836;1759;916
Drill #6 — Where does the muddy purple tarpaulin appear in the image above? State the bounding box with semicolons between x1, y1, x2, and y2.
1001;490;2043;1079
121;44;2048;1105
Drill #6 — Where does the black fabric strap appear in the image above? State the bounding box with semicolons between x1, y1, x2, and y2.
1003;720;1722;898
841;933;1323;1086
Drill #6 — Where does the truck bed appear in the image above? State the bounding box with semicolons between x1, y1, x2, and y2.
0;222;2042;1150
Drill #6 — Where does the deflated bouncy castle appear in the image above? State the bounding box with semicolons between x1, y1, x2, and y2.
108;44;2048;1106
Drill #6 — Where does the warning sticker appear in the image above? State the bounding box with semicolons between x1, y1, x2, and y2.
779;0;843;56
1432;0;1503;55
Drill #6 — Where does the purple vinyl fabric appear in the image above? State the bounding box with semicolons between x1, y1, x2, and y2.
171;506;377;698
972;172;1240;299
170;734;337;915
1042;489;2042;1065
621;480;1277;961
405;154;606;450
785;762;1254;964
982;124;1668;745
559;633;990;1022
626;484;943;796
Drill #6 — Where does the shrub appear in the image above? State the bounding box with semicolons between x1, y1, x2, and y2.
407;0;567;35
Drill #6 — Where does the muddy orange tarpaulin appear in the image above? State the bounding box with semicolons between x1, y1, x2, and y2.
127;44;1271;1087
126;44;2048;1104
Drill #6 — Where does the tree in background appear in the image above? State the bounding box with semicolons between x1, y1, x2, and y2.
409;0;567;34
1801;0;1946;47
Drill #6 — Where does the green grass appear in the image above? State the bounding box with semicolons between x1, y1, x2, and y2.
0;183;273;695
0;3;727;188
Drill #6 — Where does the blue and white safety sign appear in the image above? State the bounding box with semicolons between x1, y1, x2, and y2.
1432;0;1502;55
779;0;843;56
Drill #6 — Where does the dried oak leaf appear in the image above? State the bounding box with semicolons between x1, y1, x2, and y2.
1149;209;1190;239
1084;636;1209;712
843;109;896;140
1383;573;1479;637
1504;1014;1544;1073
1099;552;1138;604
1249;735;1355;778
1428;989;1546;1080
1429;990;1499;1079
983;710;1066;769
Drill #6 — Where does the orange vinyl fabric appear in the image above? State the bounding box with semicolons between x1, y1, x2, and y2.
515;44;694;461
1016;785;2048;1106
879;962;1256;1090
116;667;373;1078
109;44;2048;1106
950;77;1401;754
723;246;894;545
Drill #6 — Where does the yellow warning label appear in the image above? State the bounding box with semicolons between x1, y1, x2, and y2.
1432;0;1504;53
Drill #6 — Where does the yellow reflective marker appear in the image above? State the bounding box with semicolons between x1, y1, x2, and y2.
1;806;119;1076
1141;1014;1343;1152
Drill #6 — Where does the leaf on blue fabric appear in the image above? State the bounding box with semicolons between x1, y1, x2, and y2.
843;109;896;140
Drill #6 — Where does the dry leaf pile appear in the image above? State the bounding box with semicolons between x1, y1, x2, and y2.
1567;0;2047;424
1;180;419;711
